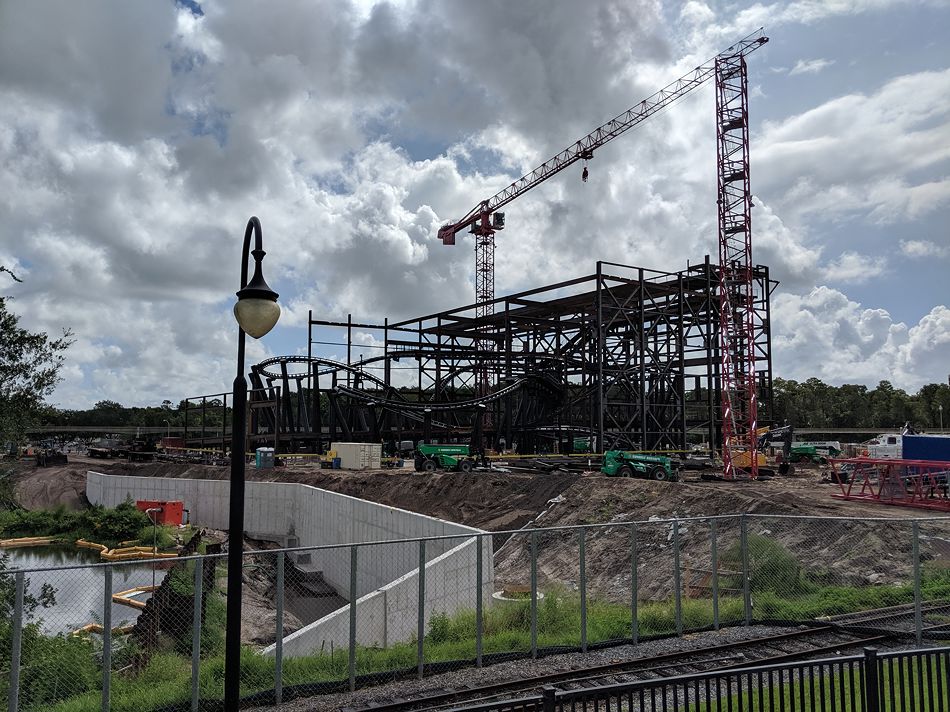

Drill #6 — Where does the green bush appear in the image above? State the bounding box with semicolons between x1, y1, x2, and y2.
0;500;154;547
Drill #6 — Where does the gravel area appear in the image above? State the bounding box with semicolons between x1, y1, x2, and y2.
247;624;818;712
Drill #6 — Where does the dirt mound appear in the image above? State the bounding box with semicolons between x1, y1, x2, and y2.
8;456;578;533
493;472;949;603
272;468;577;531
12;466;88;510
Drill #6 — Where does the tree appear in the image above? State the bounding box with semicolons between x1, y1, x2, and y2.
0;271;72;446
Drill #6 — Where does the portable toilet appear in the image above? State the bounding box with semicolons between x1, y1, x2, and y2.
256;447;275;469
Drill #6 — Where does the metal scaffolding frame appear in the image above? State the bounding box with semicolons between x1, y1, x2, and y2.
182;257;773;456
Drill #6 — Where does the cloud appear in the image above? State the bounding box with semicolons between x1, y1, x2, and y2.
820;251;886;284
756;68;950;224
900;239;950;258
773;289;949;390
788;58;835;76
0;0;946;410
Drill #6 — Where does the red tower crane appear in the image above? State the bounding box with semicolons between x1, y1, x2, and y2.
437;31;768;476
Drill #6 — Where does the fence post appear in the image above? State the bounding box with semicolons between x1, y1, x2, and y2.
740;514;751;626
102;566;112;712
711;519;720;630
475;535;483;668
530;530;538;659
577;528;587;652
8;572;24;712
191;558;204;712
275;552;284;703
417;540;426;679
631;523;638;645
673;519;682;637
913;521;922;646
542;685;557;712
862;648;881;712
349;545;358;691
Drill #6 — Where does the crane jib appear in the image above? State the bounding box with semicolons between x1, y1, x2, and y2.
438;30;768;244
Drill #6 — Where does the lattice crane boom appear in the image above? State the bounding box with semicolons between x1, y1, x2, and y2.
437;30;769;251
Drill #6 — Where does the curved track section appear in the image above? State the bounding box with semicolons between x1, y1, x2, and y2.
242;353;578;453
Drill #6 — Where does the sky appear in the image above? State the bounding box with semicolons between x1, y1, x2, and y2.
0;0;948;410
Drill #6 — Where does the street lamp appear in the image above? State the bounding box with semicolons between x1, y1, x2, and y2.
940;404;944;433
224;216;280;711
162;419;170;439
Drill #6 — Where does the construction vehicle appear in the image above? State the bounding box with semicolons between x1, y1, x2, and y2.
414;444;478;473
601;450;680;481
788;443;840;464
572;436;594;454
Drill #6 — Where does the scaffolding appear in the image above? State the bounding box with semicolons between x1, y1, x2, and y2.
184;257;773;456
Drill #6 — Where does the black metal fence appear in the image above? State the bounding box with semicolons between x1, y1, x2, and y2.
450;647;950;712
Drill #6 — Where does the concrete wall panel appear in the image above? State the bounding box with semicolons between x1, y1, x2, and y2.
86;471;493;659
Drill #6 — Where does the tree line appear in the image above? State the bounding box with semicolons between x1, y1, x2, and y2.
37;378;950;434
771;378;950;431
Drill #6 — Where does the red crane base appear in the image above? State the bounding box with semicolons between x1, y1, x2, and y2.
831;457;950;513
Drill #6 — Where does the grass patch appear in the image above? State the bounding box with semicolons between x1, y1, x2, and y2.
22;536;950;711
689;654;949;711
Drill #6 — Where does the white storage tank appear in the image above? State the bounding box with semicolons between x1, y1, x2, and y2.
330;442;382;470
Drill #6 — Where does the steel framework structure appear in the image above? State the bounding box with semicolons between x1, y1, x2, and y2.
832;458;950;513
183;258;775;456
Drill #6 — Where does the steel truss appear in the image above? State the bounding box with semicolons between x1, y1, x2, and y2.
182;258;774;456
832;458;950;513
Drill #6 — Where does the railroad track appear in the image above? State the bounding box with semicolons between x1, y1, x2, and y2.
826;599;950;634
352;626;892;712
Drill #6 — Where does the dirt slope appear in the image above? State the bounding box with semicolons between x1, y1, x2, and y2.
9;457;578;532
493;472;950;603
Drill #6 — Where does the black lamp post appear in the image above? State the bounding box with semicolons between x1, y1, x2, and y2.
224;216;280;710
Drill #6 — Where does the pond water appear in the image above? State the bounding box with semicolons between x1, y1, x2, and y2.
2;546;164;636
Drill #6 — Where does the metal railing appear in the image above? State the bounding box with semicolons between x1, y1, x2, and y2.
2;513;949;710
452;646;949;712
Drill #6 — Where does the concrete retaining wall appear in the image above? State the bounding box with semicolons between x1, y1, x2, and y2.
86;471;493;657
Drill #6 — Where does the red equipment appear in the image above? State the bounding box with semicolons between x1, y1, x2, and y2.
436;31;769;475
135;500;185;526
831;458;950;513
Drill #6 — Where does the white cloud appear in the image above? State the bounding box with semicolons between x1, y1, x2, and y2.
788;58;835;76
820;251;886;284
900;239;950;258
773;289;949;390
757;68;950;224
0;0;946;409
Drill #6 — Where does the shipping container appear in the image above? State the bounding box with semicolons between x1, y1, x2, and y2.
902;434;950;462
330;442;382;470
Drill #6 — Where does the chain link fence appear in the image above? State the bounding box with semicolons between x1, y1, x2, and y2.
2;514;949;710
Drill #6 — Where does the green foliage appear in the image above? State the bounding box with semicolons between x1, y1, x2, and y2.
0;286;73;446
772;377;950;430
0;501;153;547
721;534;814;596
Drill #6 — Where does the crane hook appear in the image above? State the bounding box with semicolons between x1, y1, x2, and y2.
582;164;589;183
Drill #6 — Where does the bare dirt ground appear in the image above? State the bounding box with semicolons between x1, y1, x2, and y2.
7;456;577;532
8;456;950;608
493;466;950;602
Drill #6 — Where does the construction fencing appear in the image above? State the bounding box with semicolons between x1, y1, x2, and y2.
2;513;950;711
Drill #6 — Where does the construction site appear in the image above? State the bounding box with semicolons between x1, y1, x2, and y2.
178;33;776;477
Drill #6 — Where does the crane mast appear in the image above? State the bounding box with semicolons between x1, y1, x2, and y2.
437;31;768;475
716;51;760;479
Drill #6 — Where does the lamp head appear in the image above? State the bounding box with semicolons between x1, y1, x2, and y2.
234;248;280;338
